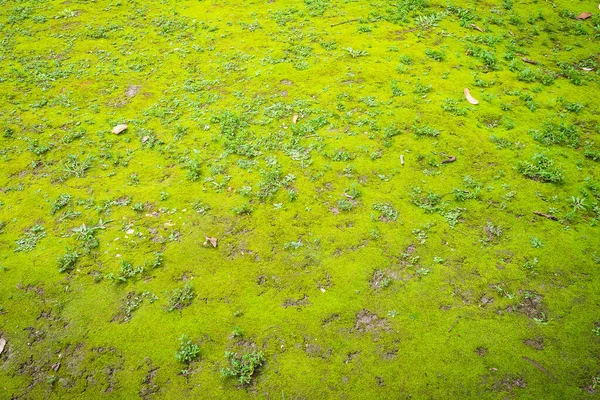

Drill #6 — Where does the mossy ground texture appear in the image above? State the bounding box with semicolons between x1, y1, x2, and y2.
1;0;600;398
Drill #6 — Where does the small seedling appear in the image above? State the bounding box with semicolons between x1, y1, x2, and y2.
221;351;265;386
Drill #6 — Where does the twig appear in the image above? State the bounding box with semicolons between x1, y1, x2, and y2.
331;18;359;27
262;325;279;333
522;356;557;382
447;316;461;333
470;23;485;32
533;211;558;221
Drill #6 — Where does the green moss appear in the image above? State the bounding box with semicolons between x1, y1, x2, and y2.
0;0;599;398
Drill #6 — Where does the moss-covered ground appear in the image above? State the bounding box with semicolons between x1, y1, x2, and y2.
1;0;599;398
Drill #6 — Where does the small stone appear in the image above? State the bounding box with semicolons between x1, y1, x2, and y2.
126;229;134;235
112;124;128;135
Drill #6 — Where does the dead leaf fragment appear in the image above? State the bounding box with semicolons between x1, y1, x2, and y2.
0;338;5;354
142;136;149;143
204;236;217;247
464;88;479;105
470;23;484;32
441;155;457;164
125;85;142;98
522;57;538;65
293;114;299;124
577;12;592;20
112;124;128;135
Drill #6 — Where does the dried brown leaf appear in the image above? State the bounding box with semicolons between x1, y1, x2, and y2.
464;88;479;105
112;124;128;135
204;236;218;247
577;12;592;20
522;57;538;65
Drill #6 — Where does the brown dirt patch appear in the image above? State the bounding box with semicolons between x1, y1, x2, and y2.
354;310;390;333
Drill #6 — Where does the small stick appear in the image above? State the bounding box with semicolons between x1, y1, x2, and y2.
470;23;484;32
533;211;558;221
331;18;360;27
400;155;405;165
522;356;557;382
447;316;461;333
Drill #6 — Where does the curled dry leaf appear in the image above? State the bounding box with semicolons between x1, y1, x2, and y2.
577;12;592;20
0;338;5;355
112;124;128;135
204;236;218;248
441;156;457;164
464;88;479;105
470;23;484;32
292;114;299;124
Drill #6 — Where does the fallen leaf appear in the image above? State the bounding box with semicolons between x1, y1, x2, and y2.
204;236;218;247
470;23;484;32
51;361;61;372
582;67;593;71
522;57;538;65
464;88;479;105
400;155;405;165
293;114;299;124
577;12;592;20
125;85;142;98
441;156;457;164
0;338;5;354
142;136;149;143
112;124;128;135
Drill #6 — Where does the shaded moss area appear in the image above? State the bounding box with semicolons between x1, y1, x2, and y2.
0;0;599;398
